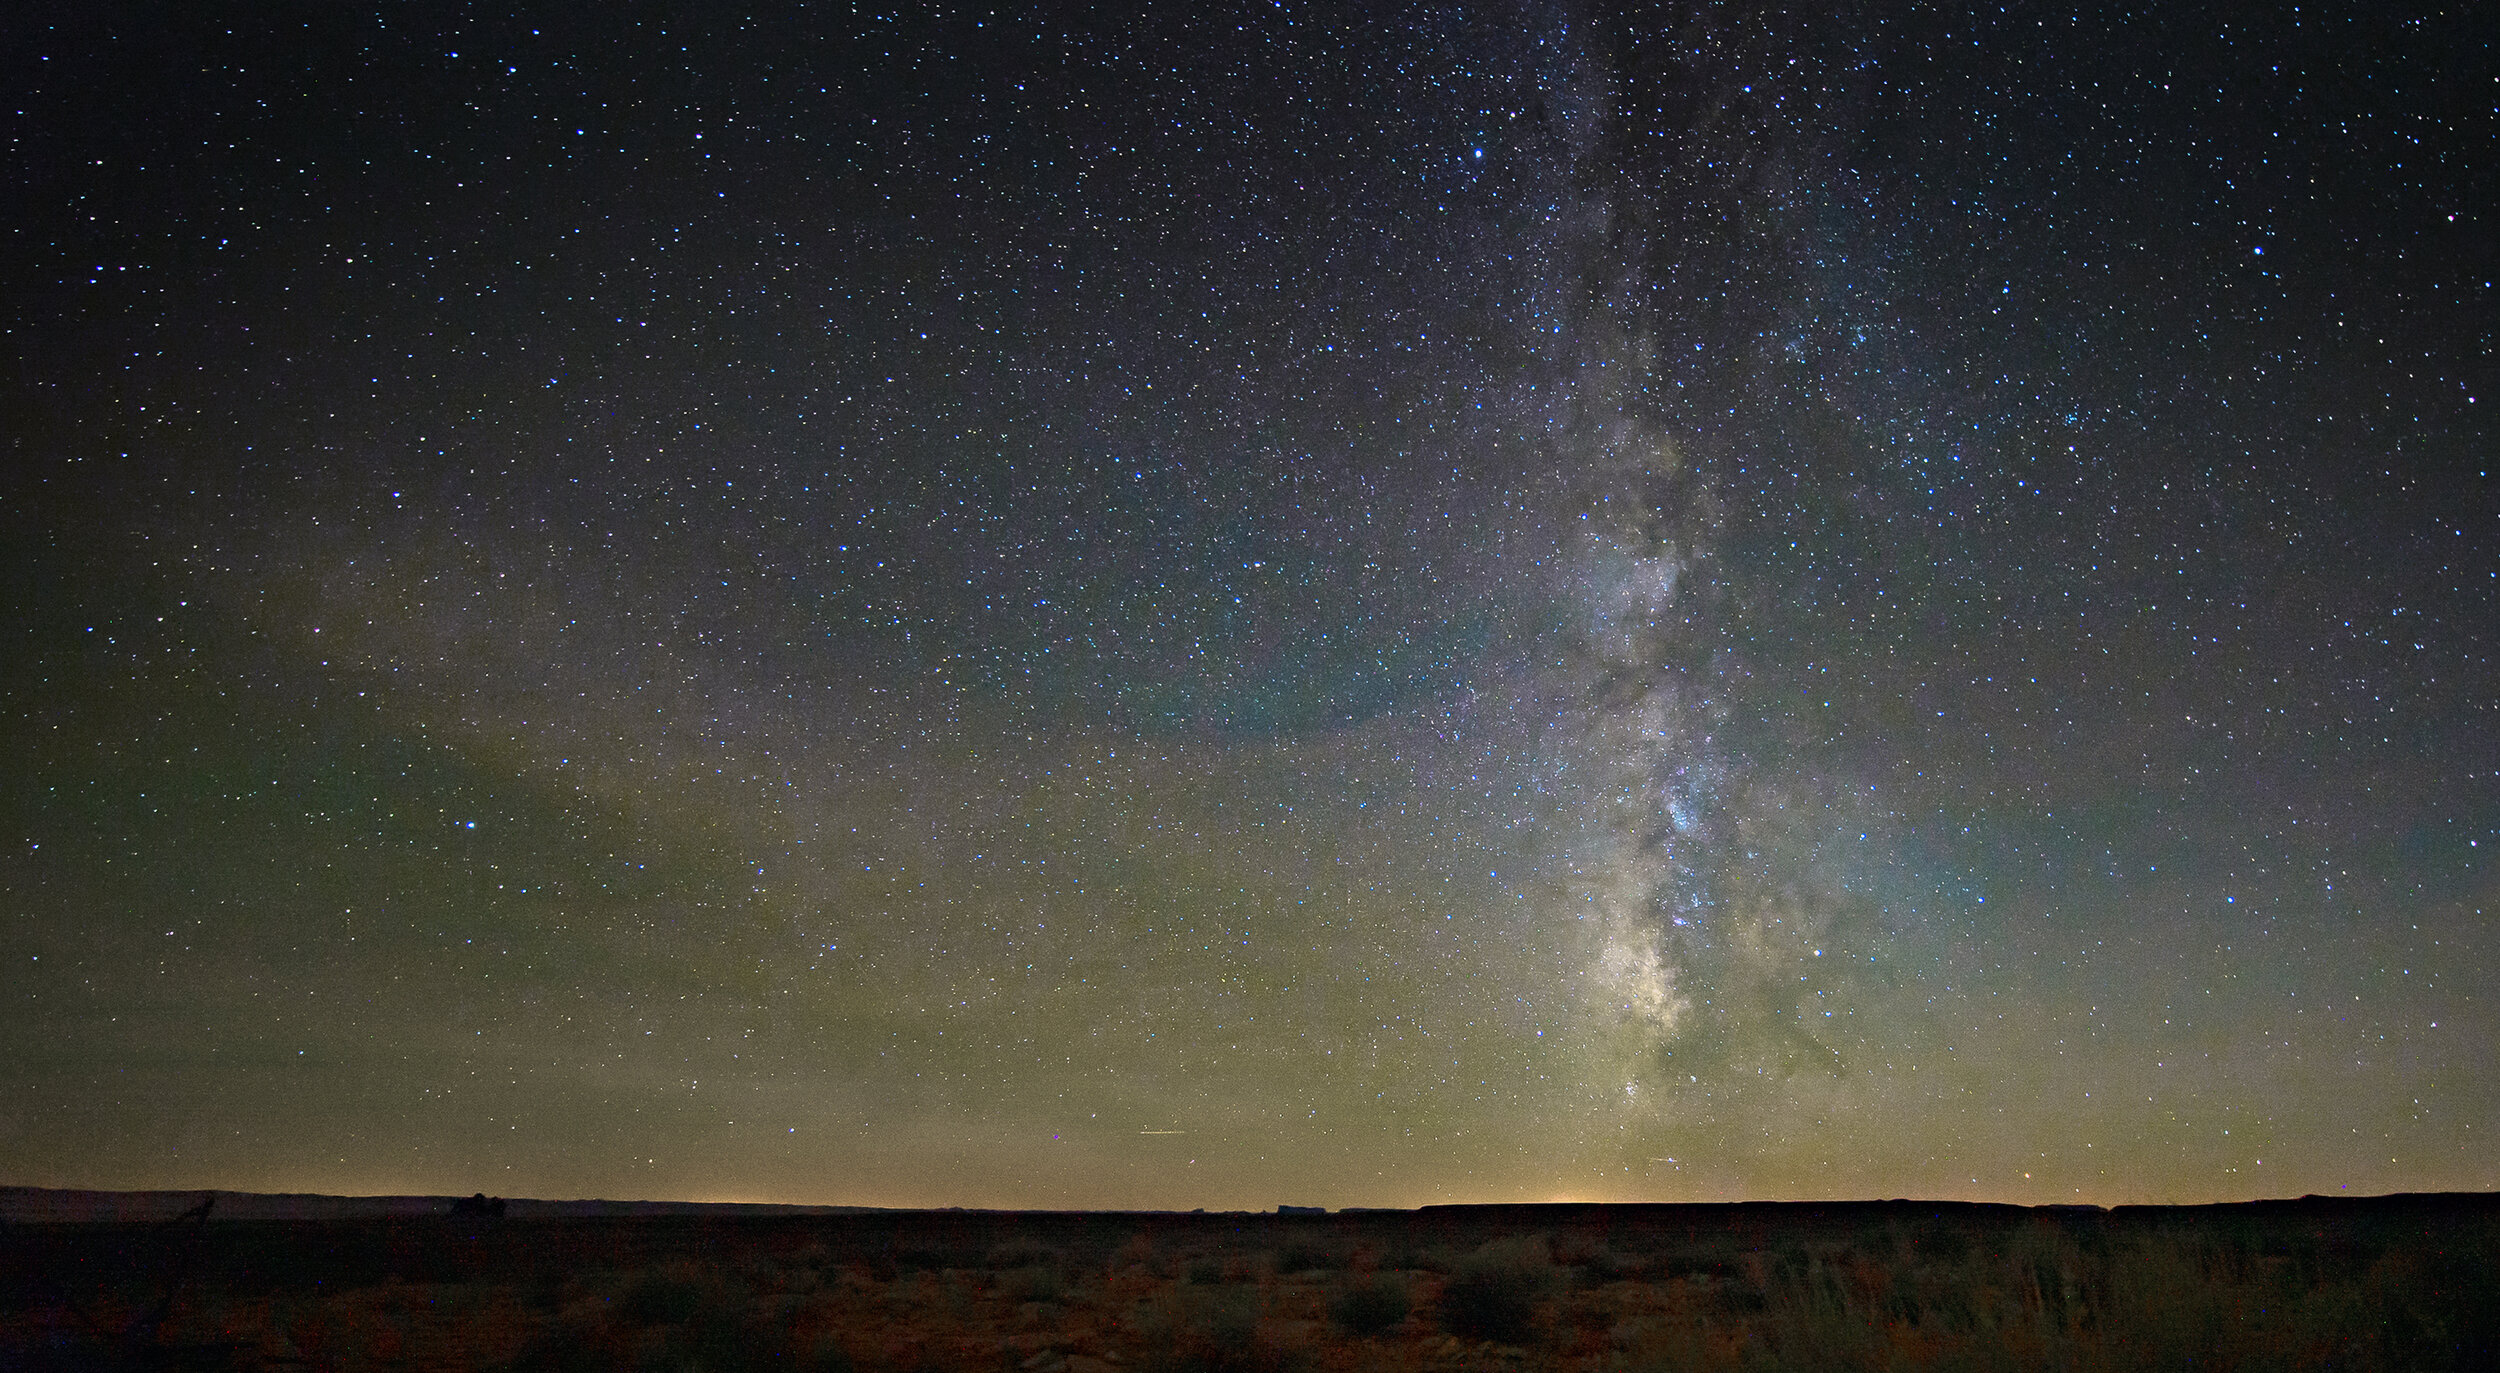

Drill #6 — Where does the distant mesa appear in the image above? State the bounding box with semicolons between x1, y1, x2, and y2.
449;1192;507;1218
0;1186;895;1221
1277;1204;1326;1216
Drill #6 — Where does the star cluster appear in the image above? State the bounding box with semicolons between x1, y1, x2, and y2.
0;2;2490;1207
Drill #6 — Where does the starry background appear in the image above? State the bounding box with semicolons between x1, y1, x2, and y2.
1;2;2491;1210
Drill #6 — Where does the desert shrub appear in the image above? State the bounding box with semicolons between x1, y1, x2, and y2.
1609;1314;1714;1372
771;1263;823;1297
2004;1224;2091;1333
2099;1235;2236;1365
500;1318;638;1372
798;1344;858;1373
1849;1223;1908;1267
1135;1285;1269;1373
985;1241;1061;1270
999;1263;1063;1303
1549;1229;1621;1272
1328;1275;1412;1337
1658;1244;1739;1283
790;1243;834;1271
1912;1222;1972;1267
618;1271;708;1325
888;1246;952;1275
1740;1253;1900;1373
1573;1247;1642;1283
1437;1238;1558;1345
1185;1257;1227;1286
1272;1240;1339;1275
1716;1285;1768;1316
1114;1233;1174;1279
648;1307;789;1373
2379;1250;2500;1371
1765;1246;1812;1290
2291;1236;2380;1286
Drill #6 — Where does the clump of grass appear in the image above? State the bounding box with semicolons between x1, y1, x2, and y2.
1134;1284;1271;1373
1913;1222;1973;1266
1745;1250;1894;1372
1437;1237;1558;1345
1328;1275;1412;1337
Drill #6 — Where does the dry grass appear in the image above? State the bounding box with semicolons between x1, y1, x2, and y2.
2;1200;2492;1370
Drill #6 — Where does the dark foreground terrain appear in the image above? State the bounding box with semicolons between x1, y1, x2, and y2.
3;1191;2494;1371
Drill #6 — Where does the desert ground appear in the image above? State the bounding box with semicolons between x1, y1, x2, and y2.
3;1191;2494;1371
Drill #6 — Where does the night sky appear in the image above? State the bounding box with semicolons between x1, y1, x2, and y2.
2;3;2491;1210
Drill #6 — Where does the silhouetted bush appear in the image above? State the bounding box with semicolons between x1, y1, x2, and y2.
1328;1275;1412;1336
1272;1239;1339;1274
985;1241;1063;1271
889;1246;952;1275
617;1271;706;1325
1437;1238;1556;1344
1572;1247;1641;1282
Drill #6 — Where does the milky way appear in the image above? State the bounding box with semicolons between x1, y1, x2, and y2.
1;3;2490;1207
